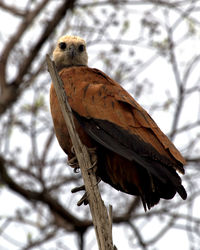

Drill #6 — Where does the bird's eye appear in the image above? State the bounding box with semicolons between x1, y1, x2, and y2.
59;42;66;50
78;44;85;52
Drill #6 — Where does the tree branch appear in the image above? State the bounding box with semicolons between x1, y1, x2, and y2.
0;0;49;88
0;1;26;16
0;155;91;232
0;0;77;115
46;55;115;250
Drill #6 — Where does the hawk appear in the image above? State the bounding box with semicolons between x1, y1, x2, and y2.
50;35;187;210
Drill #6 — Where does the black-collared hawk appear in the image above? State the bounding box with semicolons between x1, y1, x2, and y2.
50;35;187;210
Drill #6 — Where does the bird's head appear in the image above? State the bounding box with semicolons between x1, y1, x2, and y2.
53;35;88;71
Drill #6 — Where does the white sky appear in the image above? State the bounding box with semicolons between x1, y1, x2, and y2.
0;1;200;250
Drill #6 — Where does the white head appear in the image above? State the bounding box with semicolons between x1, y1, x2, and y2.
53;35;88;71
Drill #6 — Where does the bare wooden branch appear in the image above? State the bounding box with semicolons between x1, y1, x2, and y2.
0;0;49;88
46;54;115;250
0;156;91;231
12;0;76;87
0;1;26;16
0;0;77;115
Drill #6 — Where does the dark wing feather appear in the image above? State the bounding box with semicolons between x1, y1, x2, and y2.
73;110;187;201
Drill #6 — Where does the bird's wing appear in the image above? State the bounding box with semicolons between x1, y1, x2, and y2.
59;66;185;175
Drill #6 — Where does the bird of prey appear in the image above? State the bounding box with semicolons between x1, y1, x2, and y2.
50;35;187;210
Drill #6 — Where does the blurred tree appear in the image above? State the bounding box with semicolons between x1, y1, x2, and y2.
0;0;200;249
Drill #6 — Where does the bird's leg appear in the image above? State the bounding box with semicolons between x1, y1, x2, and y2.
87;147;98;172
67;146;80;173
87;146;101;187
70;146;101;206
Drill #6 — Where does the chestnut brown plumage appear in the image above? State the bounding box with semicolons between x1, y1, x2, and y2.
50;35;187;210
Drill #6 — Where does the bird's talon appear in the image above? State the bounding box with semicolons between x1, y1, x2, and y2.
77;192;88;206
87;147;96;153
94;177;101;186
68;155;77;165
71;185;85;193
71;186;89;206
71;146;75;154
73;167;80;173
68;155;79;171
87;160;98;171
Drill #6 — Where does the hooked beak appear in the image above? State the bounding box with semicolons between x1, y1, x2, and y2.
68;44;76;59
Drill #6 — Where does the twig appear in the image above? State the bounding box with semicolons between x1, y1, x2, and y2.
0;156;90;230
0;0;77;115
0;1;26;16
0;0;49;88
46;55;115;250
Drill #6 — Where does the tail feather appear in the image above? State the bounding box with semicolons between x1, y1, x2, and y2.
177;185;187;200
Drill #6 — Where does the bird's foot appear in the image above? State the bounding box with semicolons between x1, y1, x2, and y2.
69;146;100;206
68;146;80;173
68;146;97;173
71;185;88;206
71;177;101;206
68;155;80;173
